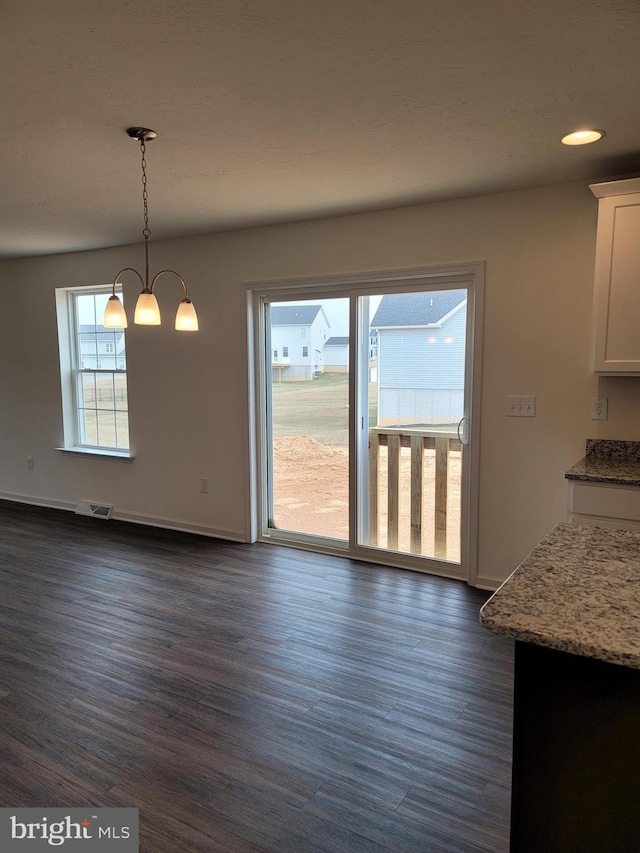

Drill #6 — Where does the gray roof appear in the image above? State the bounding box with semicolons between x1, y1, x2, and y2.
371;290;466;328
270;305;324;326
325;336;349;346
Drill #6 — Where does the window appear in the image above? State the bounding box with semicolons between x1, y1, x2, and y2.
282;346;289;357
56;286;129;452
273;349;278;360
302;346;309;357
301;327;307;338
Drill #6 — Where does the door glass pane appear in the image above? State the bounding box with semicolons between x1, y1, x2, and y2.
268;298;349;540
360;289;467;563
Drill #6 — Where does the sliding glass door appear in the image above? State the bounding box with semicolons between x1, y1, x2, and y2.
250;266;482;583
265;298;350;542
355;289;467;564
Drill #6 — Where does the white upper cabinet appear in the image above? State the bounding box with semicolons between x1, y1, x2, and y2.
591;178;640;374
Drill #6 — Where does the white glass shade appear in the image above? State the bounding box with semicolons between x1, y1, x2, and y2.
175;298;199;331
103;295;128;328
134;290;161;325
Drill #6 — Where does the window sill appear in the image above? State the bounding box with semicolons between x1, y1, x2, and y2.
55;447;135;462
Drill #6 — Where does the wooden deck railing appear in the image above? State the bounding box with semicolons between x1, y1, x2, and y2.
368;428;461;558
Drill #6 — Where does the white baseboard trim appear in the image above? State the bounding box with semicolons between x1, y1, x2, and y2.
0;492;247;543
113;509;247;542
0;491;75;512
475;575;504;592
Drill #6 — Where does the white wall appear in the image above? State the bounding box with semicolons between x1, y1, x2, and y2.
1;179;626;584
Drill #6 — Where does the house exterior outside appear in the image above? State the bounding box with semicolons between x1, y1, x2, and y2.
323;336;349;372
79;325;126;370
270;304;330;380
369;328;378;382
371;290;467;427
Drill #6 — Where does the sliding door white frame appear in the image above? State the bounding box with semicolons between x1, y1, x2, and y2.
245;262;484;585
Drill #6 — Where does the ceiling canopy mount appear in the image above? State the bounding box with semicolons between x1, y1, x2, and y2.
125;127;158;142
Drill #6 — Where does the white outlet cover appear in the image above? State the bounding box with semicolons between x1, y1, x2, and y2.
591;398;608;420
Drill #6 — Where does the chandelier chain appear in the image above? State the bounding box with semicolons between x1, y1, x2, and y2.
140;139;151;239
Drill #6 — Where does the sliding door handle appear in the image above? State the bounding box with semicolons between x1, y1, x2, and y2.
457;416;470;446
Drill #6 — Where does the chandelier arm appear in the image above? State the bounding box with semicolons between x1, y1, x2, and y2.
112;267;145;295
150;269;191;299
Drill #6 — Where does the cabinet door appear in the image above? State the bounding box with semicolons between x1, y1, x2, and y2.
569;481;640;526
592;189;640;373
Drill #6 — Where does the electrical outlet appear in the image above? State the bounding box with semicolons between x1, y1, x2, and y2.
200;477;208;494
591;398;608;420
27;457;34;470
506;396;536;417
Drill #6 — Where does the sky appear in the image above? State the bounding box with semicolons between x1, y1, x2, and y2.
276;296;382;337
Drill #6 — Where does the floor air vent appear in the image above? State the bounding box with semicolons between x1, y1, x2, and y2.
75;501;113;520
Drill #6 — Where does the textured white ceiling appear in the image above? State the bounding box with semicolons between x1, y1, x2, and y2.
2;0;640;258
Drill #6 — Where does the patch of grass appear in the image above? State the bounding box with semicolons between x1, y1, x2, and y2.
271;373;377;446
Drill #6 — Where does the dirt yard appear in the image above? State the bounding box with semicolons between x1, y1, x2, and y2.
271;375;461;561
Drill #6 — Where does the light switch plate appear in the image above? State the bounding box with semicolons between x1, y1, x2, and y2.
506;395;536;417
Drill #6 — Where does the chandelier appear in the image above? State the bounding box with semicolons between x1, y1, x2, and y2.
103;128;199;331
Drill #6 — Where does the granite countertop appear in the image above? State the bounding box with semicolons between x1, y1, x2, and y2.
565;438;640;486
480;522;640;669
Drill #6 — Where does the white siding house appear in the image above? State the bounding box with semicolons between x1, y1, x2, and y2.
79;325;126;370
371;290;467;427
323;336;349;372
270;305;330;380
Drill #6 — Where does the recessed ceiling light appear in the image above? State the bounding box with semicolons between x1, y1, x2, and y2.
561;129;605;146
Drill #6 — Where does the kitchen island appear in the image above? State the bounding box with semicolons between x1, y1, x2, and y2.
481;522;640;853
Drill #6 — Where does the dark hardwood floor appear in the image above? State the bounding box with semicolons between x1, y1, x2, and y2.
0;501;513;852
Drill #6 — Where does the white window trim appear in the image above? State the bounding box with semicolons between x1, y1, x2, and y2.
54;446;134;461
55;285;133;458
